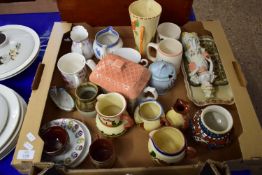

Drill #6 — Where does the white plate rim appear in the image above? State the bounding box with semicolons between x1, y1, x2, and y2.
0;84;21;149
69;120;92;168
0;93;9;133
0;25;40;80
0;92;26;160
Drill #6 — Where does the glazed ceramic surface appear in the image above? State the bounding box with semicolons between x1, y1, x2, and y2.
0;91;26;160
0;84;20;150
166;99;190;129
57;52;87;88
134;100;164;131
113;48;148;66
70;25;94;59
147;39;183;74
49;87;75;112
96;115;126;137
0;25;40;80
181;62;234;106
129;0;162;55
75;82;98;115
69;120;92;168
149;60;176;95
88;54;151;100
89;139;116;168
93;26;123;59
0;94;8;134
157;22;181;42
41;119;89;167
181;32;216;98
148;127;186;164
191;105;233;148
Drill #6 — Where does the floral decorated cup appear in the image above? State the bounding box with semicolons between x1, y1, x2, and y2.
95;92;134;136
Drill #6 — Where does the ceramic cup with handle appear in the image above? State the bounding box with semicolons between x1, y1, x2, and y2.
95;92;134;137
191;105;233;148
147;38;183;74
57;52;87;88
113;48;148;67
156;22;181;42
129;0;162;56
148;127;196;164
134;100;164;131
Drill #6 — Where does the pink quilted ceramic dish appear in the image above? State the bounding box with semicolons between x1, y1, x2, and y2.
89;54;151;100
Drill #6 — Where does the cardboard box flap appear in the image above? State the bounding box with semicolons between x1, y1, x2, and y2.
12;22;72;172
202;21;262;159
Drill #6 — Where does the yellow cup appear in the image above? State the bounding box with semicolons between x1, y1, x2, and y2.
129;0;162;56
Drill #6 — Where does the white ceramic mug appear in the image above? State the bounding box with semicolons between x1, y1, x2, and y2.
147;39;183;74
57;53;87;88
157;22;181;42
113;48;148;67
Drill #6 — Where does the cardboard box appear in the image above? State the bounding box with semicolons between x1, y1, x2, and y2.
11;21;262;174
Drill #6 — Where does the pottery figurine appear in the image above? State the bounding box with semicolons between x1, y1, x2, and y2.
70;25;94;59
191;105;233;148
148;127;196;164
93;26;123;59
166;98;190;130
149;60;176;95
181;32;216;98
95;92;134;137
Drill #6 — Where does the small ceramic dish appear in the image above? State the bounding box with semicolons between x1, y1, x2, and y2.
49;87;75;111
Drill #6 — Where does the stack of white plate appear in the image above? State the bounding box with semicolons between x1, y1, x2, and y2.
0;84;27;160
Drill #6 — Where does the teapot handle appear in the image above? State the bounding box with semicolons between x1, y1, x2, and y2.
86;59;96;71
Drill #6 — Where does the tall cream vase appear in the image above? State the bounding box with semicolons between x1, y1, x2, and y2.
129;0;162;56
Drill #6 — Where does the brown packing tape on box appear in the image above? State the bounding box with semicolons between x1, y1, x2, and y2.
12;21;262;174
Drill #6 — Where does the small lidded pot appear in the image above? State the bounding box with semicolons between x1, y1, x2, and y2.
149;60;176;95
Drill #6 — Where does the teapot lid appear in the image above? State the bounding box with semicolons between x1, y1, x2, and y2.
149;60;176;79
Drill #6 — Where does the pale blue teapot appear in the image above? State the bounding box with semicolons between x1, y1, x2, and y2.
149;60;176;95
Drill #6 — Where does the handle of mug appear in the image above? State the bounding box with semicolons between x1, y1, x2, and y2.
86;59;97;71
143;86;158;99
140;58;149;67
185;146;197;160
121;114;134;129
147;42;159;62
